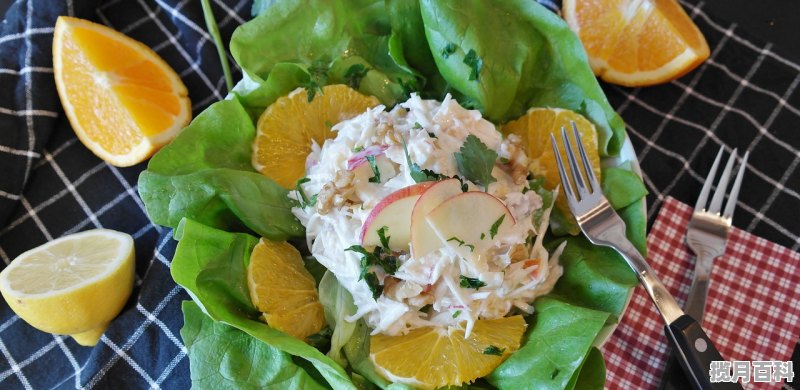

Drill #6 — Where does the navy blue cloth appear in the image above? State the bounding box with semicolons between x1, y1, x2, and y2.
0;0;797;389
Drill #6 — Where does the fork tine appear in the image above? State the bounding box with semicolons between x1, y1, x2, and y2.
571;121;601;193
561;127;590;200
550;133;577;203
695;146;724;211
708;148;737;214
723;151;749;219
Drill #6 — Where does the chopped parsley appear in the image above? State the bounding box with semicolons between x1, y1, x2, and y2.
345;244;398;295
463;49;483;81
303;60;329;102
482;345;505;356
480;232;485;240
402;137;448;183
366;155;381;183
377;226;390;248
412;122;423;130
325;120;333;129
454;135;497;190
364;272;383;299
452;310;462;318
352;146;364;153
294;177;317;208
500;157;510;164
489;214;505;239
459;275;486;290
447;237;475;252
428;132;437;139
344;64;369;89
441;42;457;59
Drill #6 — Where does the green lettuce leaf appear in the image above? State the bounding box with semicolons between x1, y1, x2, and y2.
549;236;637;322
487;298;609;389
230;0;417;114
566;347;606;390
419;0;625;156
601;166;649;210
318;271;358;367
181;300;325;389
171;218;356;389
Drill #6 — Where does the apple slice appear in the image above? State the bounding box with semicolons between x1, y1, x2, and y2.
410;178;463;258
360;182;436;250
425;191;515;259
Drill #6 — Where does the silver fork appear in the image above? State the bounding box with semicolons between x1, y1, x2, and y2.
551;124;742;390
684;147;749;321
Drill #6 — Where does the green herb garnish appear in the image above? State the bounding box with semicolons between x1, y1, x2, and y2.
364;272;383;300
452;310;462;318
303;60;329;102
483;345;505;356
463;49;482;81
428;132;437;139
459;275;486;290
489;214;505;239
294;177;317;208
442;42;457;59
366;155;381;183
454;134;497;190
402;137;447;183
352;146;364;152
413;122;423;130
344;64;369;89
377;226;390;248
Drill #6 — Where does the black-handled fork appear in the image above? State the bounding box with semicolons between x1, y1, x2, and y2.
550;124;743;390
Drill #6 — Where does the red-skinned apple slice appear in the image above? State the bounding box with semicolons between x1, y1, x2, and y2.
360;181;437;250
425;191;515;259
410;178;463;258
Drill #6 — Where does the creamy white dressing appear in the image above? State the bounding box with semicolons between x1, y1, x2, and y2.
291;93;562;337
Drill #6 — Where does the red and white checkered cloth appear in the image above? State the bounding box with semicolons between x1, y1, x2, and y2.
603;196;800;389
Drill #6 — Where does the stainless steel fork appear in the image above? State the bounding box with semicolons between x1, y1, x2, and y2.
551;124;742;390
684;147;749;321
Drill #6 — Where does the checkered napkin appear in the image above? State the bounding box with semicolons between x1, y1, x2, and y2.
603;196;800;389
0;0;799;389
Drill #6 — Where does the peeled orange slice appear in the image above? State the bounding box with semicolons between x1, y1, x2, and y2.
563;0;710;86
246;239;324;342
0;229;135;346
252;84;380;188
53;16;191;167
370;316;527;389
501;108;601;233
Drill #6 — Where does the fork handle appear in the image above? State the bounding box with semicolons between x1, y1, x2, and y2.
664;314;743;389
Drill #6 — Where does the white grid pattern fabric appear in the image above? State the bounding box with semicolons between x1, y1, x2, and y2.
0;0;798;388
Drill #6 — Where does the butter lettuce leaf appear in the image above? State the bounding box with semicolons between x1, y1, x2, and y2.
419;0;625;156
181;300;324;389
171;218;356;389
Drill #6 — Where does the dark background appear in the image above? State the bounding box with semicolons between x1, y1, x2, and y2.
0;0;799;63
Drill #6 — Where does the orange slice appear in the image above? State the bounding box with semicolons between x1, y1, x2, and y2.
501;108;600;234
53;16;190;167
563;0;710;86
252;84;380;188
370;316;527;389
246;239;324;342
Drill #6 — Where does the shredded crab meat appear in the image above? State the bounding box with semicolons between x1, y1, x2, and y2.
290;93;563;337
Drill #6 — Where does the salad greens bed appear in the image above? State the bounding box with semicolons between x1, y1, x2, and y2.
137;0;649;388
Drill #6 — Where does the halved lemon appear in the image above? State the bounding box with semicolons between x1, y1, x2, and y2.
0;229;135;346
53;16;191;166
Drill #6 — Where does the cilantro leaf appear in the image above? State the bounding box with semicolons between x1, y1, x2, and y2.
294;177;316;208
489;214;505;239
483;345;505;356
364;272;383;300
452;310;462;318
463;49;483;81
454;135;497;190
413;122;423;130
302;60;329;102
459;275;486;289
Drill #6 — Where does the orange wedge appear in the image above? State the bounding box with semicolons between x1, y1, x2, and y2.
252;85;380;188
246;239;324;342
563;0;710;86
370;316;527;389
53;16;190;167
501;108;600;234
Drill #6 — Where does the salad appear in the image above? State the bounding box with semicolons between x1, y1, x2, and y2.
138;0;648;389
